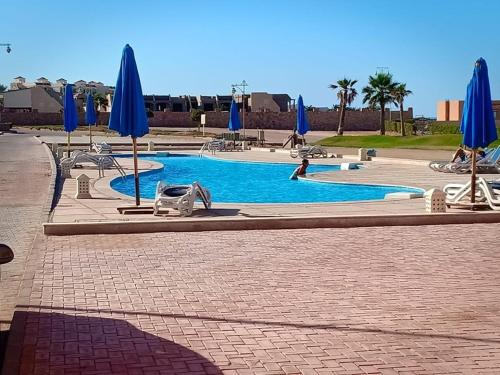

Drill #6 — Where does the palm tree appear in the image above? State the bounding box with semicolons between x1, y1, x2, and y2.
329;78;357;135
93;93;109;124
392;83;413;136
362;73;398;135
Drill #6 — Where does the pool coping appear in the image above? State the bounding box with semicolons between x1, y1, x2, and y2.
44;149;500;235
102;152;425;205
43;211;500;235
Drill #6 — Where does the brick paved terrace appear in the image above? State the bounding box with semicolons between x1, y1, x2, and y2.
4;224;500;374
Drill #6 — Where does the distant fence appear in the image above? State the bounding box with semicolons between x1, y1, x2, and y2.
2;107;413;132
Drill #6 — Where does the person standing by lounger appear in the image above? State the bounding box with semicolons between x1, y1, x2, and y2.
290;159;309;180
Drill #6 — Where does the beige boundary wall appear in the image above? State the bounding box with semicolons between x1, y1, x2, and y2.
2;107;413;131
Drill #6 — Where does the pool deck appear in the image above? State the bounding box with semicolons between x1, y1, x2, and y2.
44;143;500;235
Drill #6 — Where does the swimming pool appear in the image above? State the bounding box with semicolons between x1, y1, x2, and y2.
110;154;422;203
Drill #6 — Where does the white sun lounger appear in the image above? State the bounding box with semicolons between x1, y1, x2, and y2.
154;181;211;216
92;142;113;154
290;145;328;159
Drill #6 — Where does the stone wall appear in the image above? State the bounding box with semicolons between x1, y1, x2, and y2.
2;107;413;131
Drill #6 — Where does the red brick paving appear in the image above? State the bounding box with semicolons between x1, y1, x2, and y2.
4;224;500;374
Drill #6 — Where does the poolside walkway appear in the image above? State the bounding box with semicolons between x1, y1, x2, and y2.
0;134;51;330
4;224;500;374
47;147;500;226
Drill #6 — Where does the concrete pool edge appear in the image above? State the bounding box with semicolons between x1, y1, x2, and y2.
43;211;500;236
108;152;425;203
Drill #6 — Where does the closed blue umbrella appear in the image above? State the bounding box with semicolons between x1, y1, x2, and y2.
296;95;310;139
228;99;241;142
63;84;78;157
109;44;149;206
85;93;97;149
460;58;498;203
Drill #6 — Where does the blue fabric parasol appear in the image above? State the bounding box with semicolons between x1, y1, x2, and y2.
63;84;78;157
85;93;96;125
228;99;241;132
108;44;149;206
63;84;78;132
296;95;310;136
109;44;148;138
461;58;497;149
460;58;498;203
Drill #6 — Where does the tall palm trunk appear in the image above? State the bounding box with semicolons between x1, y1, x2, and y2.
379;104;386;135
337;103;345;135
399;100;405;136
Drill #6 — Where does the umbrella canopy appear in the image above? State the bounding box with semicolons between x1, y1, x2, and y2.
461;58;497;149
63;84;78;133
296;95;310;136
109;44;149;138
228;99;241;132
85;93;97;125
460;58;498;204
108;44;149;207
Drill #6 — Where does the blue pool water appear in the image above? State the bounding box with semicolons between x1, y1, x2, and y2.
110;154;422;203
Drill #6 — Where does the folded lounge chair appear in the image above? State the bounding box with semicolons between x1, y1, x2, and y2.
290;145;328;159
154;181;211;216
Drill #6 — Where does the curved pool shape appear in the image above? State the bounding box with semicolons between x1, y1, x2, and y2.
110;154;422;203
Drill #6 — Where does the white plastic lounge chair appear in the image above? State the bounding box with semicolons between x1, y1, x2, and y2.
432;147;499;174
92;142;113;154
449;147;500;174
60;151;125;177
290;145;328;159
207;139;226;152
154;181;211;216
443;181;486;203
477;177;500;210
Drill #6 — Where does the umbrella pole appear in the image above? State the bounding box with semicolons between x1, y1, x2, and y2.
132;137;140;206
89;124;93;151
470;149;477;204
67;132;71;158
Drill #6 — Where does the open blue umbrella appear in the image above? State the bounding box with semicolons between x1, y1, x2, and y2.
460;58;498;203
109;44;149;206
85;93;97;149
228;99;241;143
63;84;78;157
296;95;310;140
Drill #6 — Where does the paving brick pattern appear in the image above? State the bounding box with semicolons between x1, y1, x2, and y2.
11;224;500;374
0;134;51;330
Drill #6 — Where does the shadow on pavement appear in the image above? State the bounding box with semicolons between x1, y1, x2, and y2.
2;311;222;375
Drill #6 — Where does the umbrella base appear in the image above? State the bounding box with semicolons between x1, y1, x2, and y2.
446;201;490;211
117;206;155;215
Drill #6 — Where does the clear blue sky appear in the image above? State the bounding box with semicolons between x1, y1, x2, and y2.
1;0;499;117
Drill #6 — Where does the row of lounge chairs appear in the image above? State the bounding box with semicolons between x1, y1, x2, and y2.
290;145;328;159
429;146;500;174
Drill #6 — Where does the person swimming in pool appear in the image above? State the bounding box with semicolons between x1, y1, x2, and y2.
290;159;309;180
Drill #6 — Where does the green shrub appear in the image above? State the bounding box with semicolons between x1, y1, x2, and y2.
385;121;414;135
427;121;500;135
428;122;461;134
190;109;204;122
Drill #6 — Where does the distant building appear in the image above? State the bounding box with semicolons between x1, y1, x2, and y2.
8;76;113;95
3;86;63;113
248;92;292;112
437;99;500;121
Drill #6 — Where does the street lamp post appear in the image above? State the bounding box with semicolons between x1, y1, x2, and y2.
231;80;248;140
0;43;12;54
0;43;12;124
